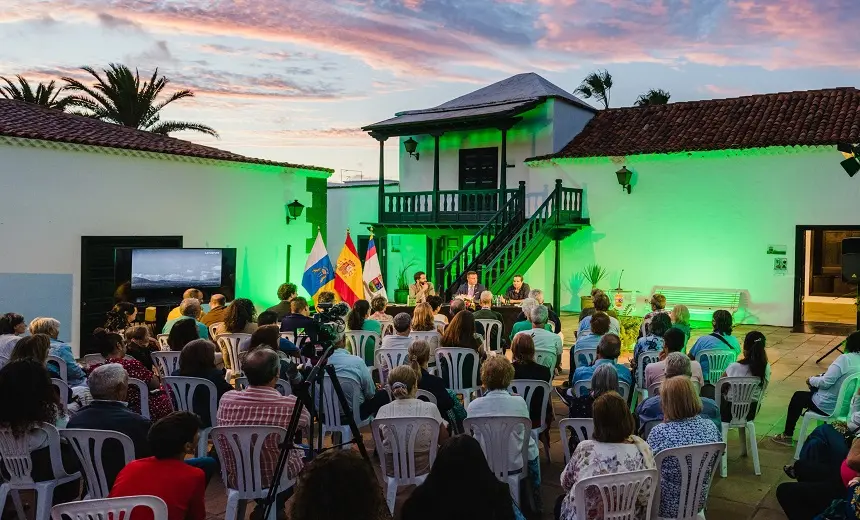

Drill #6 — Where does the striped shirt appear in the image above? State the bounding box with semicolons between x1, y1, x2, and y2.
216;386;310;485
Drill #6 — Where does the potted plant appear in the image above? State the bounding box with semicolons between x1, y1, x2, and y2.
580;263;607;310
394;259;417;304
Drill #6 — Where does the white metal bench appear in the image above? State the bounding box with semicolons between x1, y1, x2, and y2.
654;287;742;313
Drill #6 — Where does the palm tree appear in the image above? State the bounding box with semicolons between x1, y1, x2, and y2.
62;64;218;138
635;88;671;106
575;69;613;109
0;75;70;110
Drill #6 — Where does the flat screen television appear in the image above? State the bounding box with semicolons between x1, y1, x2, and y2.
114;247;237;302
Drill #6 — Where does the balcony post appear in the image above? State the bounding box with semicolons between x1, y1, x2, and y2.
432;133;441;221
500;127;508;207
554;178;562;226
372;133;388;222
435;261;446;300
518;180;526;219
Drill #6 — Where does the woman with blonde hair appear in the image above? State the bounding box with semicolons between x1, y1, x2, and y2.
670;304;691;350
411;302;437;332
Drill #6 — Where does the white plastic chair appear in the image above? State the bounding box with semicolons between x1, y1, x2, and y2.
409;330;441;355
636;351;662;402
82;354;106;367
375;348;410;385
50;495;168;520
695;349;737;385
217;333;251;379
574;379;632;401
382;321;396;336
162;376;218;457
464;415;532;505
209;426;294;520
234;376;292;397
795;371;860;460
345;330;381;366
320;376;371;447
0;423;81;520
127;377;151;419
653;442;725;520
475;319;503;353
535;350;557;371
559;418;594;463
435;347;480;406
60;429;135;499
434;320;447;333
150;351;181;378
571;469;658;520
416;389;437;405
51;378;70;416
47;354;67;382
156;334;170;350
280;331;296;343
508;379;552;462
209;322;223;340
648;380;662;397
618;380;631;402
371;417;441;513
714;376;763;477
573;347;597;369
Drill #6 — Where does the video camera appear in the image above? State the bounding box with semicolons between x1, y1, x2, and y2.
301;302;348;358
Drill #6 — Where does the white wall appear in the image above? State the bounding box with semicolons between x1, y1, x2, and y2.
0;144;317;354
525;147;859;326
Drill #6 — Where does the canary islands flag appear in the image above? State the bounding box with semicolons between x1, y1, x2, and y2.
302;230;335;306
362;235;387;301
334;231;364;306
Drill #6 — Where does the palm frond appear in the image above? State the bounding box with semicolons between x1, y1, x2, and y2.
634;88;671;106
146;120;220;138
575;69;613;109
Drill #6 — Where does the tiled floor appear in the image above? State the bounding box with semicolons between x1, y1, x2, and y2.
198;319;850;520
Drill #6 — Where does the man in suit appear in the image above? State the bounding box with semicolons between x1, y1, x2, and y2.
455;271;486;298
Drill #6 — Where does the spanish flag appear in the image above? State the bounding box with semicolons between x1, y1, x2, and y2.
334;231;364;306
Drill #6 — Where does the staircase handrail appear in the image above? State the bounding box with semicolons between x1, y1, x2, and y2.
485;185;557;270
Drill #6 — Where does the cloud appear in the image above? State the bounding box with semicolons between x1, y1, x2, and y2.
96;12;144;32
198;43;316;62
273;127;375;147
700;84;754;98
127;40;174;64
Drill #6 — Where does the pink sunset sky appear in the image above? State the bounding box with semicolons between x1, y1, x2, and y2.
2;0;857;179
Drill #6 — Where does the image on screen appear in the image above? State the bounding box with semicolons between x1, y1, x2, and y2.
131;249;223;289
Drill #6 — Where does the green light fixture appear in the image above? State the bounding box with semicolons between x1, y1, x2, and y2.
616;166;633;194
404;137;420;160
285;199;305;224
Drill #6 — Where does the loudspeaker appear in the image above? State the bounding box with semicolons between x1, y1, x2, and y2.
842;238;860;283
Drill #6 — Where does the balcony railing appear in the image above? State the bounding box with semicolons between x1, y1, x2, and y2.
380;188;520;225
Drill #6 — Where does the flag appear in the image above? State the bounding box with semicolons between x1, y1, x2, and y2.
334;231;364;306
302;230;336;306
362;235;387;301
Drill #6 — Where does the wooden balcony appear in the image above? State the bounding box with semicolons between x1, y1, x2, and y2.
379;188;520;227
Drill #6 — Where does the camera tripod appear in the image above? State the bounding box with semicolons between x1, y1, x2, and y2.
261;344;373;519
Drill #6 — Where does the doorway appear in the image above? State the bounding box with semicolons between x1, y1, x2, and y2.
794;226;860;333
459;148;498;212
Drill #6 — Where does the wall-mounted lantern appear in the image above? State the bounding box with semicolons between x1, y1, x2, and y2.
285;199;305;224
404;137;420;161
616;166;633;194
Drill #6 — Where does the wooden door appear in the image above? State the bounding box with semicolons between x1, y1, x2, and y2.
459;148;498;211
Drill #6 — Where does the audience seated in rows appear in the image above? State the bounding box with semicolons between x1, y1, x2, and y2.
511;334;554;434
557;391;655;520
473;291;504;349
402;435;525;520
515;305;562;367
166;288;205;321
280;297;316;335
510;299;549;340
646;376;722;519
688;309;741;385
216;297;258;337
412;302;442;334
440;310;486;390
670;304;692;350
572;311;611;364
449;298;485;336
328;336;391;419
94;328;174;421
631;312;671;378
381;312;414;350
369;295;391;325
244;326;302;384
427;295;448;325
124;325;159;372
347;299;382;362
200;294;229;327
10;333;51;365
175;339;233;428
467;356;541;511
168;317;201;352
241;311;298;356
0;312;25;369
163;298;209;340
773;331;860;447
636;353;720;438
109;411;212;520
571;334;633;388
514;289;561;333
577;292;620;337
265;283;297;321
317;291;337;305
408;339;457;424
567;363;618;420
31;317;86;386
644;327;705;390
104;302;137;333
720;331;770;423
640;293;669;337
217;348;310;517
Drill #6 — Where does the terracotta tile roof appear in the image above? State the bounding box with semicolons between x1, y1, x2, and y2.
530;87;860;161
0;99;333;173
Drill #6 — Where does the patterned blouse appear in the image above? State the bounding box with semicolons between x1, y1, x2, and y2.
560;436;656;520
101;357;174;421
646;416;722;518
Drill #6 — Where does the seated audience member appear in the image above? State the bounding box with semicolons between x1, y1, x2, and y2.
10;333;50;365
670;304;692;350
449;298;484;336
104;302;137;332
567;364;618;419
577;292;621;337
328;336;391;419
200;294;229;327
317;291;337;306
647;376;722;519
427;295;448;325
265;283;297;321
95;328;174;421
636;353;720;438
381;312;415;350
640;293;668;337
245;311;298;355
524;289;561;333
515;305;562;365
162;298;210;340
409;271;436;303
346;299;381;364
124;325;158;372
578;289;603;323
773;331;860;447
167;289;205;320
369;295;391;324
402;435;524;520
408;340;456;422
504;274;530;304
175;339;233;428
455;270;486;298
688;309;741;384
67;364;151;487
243;326;301;384
511;334;553;433
0;360;81;501
558;392;656;520
218;349;310;517
168;317;200;352
510;298;549;340
571;334;633;388
109;412;211;520
217;297;258;336
376;365;448;475
0;312;26;368
280;297;316;334
467;356;541;510
572;312;611;368
778;437;860;520
29;317;86;386
440;310;487;391
473;291;503;349
631;312;672;376
720;331;769;423
644;327;705;390
412;302;441;333
289;450;389;520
